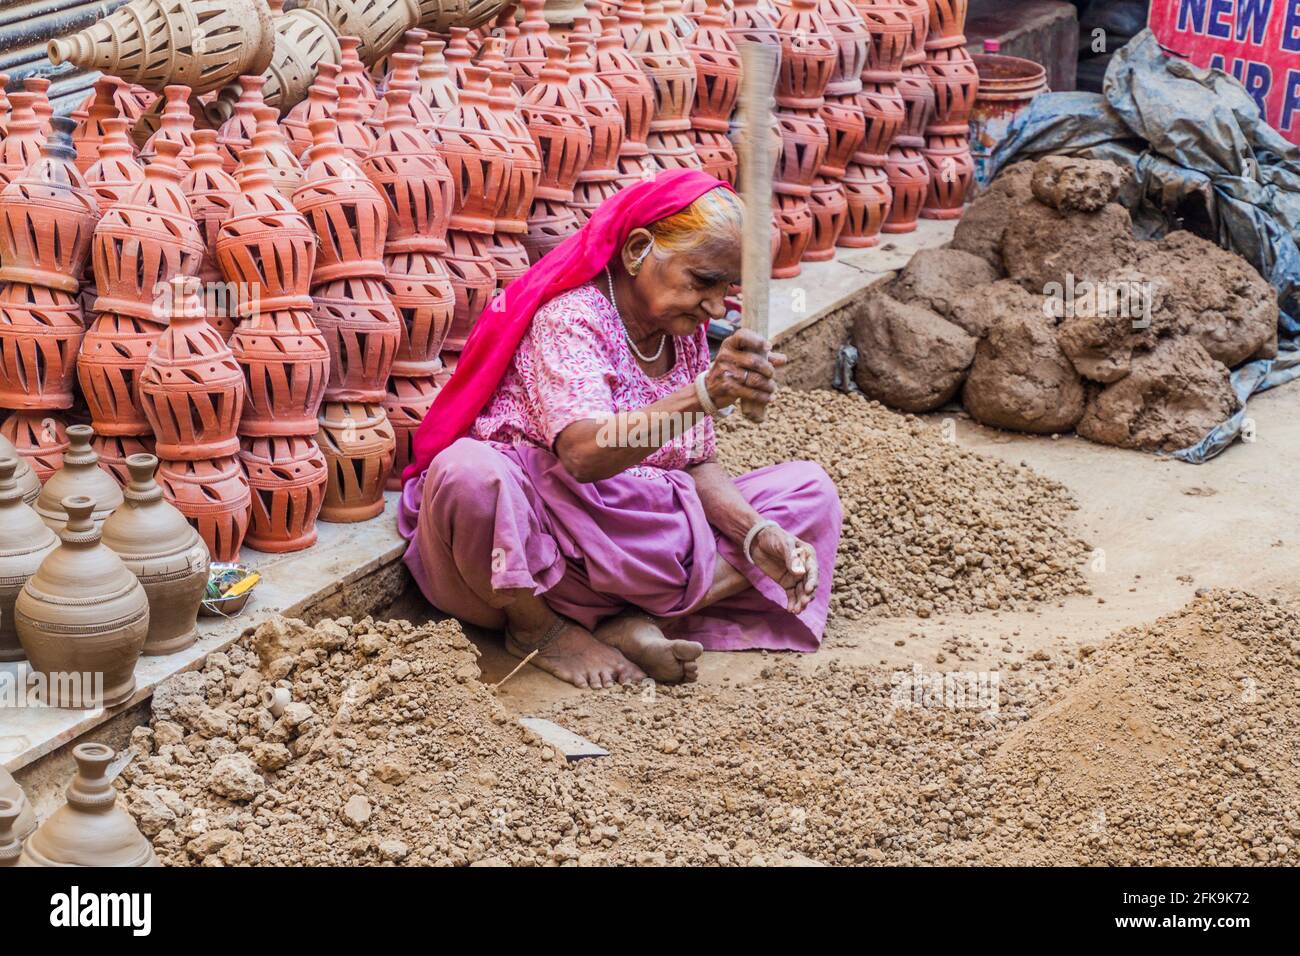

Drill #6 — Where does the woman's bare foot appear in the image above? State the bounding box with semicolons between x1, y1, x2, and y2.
594;612;703;684
505;619;645;690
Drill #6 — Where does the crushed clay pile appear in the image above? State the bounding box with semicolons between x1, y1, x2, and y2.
716;389;1091;621
118;591;1299;866
853;156;1279;452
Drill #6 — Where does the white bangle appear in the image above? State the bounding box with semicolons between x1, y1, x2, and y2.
743;519;779;565
695;371;732;418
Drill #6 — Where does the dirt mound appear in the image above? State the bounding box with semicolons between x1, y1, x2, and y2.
949;278;1034;339
888;247;999;318
1002;200;1139;294
716;389;1091;620
1054;269;1170;383
950;160;1036;271
850;294;975;413
1030;155;1128;212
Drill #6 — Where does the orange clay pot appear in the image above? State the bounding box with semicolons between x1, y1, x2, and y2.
896;63;934;142
77;313;166;438
214;76;267;175
859;2;912;83
686;0;741;134
92;433;157;487
838;160;891;248
317;400;394;522
521;196;580;265
773;194;813;279
0;410;70;482
310;276;401;402
0;283;85;411
486;71;542;236
920;132;973;219
520;49;591;202
369;52;441;136
383;374;440;490
229;308;329;437
334;85;377;162
384;251;455;374
775;0;836;109
507;0;557;94
854;79;905;165
239;435;328;552
362;90;454;254
922;44;978;134
820;0;869;95
435;67;516;234
156;454;251;562
566;40;624;182
483;231;531;292
251;106;306;201
805;175;848;261
282;62;341;159
0;94;45;189
84;118;145;211
417;39;460;121
183;130;241;290
139;85;199;168
571;177;624;225
596;17;654;165
72;77;127;175
441;229;499;350
332;34;380;109
819;91;866;179
883;141;928;233
774;108;829;197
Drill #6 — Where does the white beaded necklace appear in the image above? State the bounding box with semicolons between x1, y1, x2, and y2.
606;267;667;363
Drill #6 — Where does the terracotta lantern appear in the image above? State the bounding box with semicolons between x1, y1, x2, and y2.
305;0;421;67
819;93;867;179
139;85;200;167
0;94;46;189
925;0;968;45
250;106;306;200
34;424;125;532
363;90;455;253
72;77;127;175
368;52;441;136
443;27;476;89
773;194;813;278
316;400;395;522
91;433;157;488
417;40;461;121
383;374;440;490
486;71;543;236
215;76;268;174
436;67;516;234
838;159;891;247
156;454;251;562
856;80;906;165
229;308;330;437
282;63;342;158
897;0;931;67
920;132;974;218
572;177;624;223
0;283;85;412
311;277;402;402
507;0;557;93
183;130;242;299
858;1;913;82
77;313;167;440
883;140;928;232
385;251;456;373
521;197;580;264
0;456;58;661
240;435;328;552
686;0;741;132
595;16;656;188
520;48;591;203
441;229;499;349
775;0;836;109
334;85;378;162
805;175;848;260
726;0;781;86
923;43;978;133
820;0;870;96
774;108;830;197
1;410;70;482
84;118;145;211
631;0;700;168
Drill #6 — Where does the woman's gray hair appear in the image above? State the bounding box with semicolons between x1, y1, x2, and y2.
645;186;744;259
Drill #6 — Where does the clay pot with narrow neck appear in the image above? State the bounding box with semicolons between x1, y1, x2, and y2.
183;130;242;289
920;132;973;218
820;0;869;95
230;308;330;436
686;0;741;133
435;67;516;234
441;229;499;349
363;90;455;253
631;1;698;130
334;85;378;162
385;251;455;372
0;283;85;412
0;117;99;293
156;455;250;561
18;743;157;866
101;454;209;655
616;0;647;47
773;194;813;279
140;85;199;167
819;91;866;178
883;141;928;232
0;94;46;189
332;33;381;106
774;108;829;197
596;17;655;164
486;71;543;235
92;140;205;321
282;62;341;159
369;53;440;135
16;496;149;708
0;767;37;846
35;424;124;532
215;76;267;175
77;313;167;438
1;410;69;482
0;457;58;661
775;0;836;109
240;435;328;552
507;0;557;93
0;798;24;865
294;118;390;282
565;41;623;182
0;432;40;505
91;433;157;487
805;175;848;260
520;49;590;203
317;400;395;522
251;106;305;200
383;374;440;490
72;77;127;175
84;118;145;210
897;0;931;67
521;197;580;265
855;80;905;165
311;276;402;402
896;63;934;142
838;159;891;248
444;27;476;88
418;40;460;120
923;44;978;133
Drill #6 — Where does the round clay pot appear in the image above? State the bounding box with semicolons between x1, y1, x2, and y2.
294;118;390;283
689;129;738;185
567;40;625;181
897;0;931;68
859;2;912;82
925;0;967;45
519;49;590;203
773;193;813;278
923;44;978;133
522;197;580;264
240;435;328;552
316;400;395;522
920;131;974;218
484;231;532;292
444;26;476;89
251;106;306;201
282;62;341;159
883;141;928;233
596;17;655;163
72;78;126;175
77;314;166;437
0;283;85;411
855;79;906;165
647;129;703;169
486;71;543;235
662;0;696;37
820;0;869;95
0;456;58;661
91;433;157;487
139;277;246;460
775;0;836;109
363;90;455;253
84;117;145;211
838;159;891;247
0;117;98;293
139;85;200;168
818;91;866;178
156;455;251;562
368;52;441;136
0;431;41;505
92;140;205;321
18;743;158;866
435;67;517;233
631;1;698;129
896;63;934;142
441;229;499;348
805;175;848;261
184;130;242;291
685;0;741;134
383;373;441;490
385;251;456;372
417;40;461;121
35;424;124;532
229;308;330;436
16;496;149;708
774;108;829;197
100;453;209;655
571;177;625;224
507;0;558;93
311;276;402;402
214;76;266;174
0;94;45;189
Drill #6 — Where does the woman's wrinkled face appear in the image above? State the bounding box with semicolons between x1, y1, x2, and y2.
625;233;742;338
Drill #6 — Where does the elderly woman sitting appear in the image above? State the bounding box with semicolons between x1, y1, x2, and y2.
398;171;842;689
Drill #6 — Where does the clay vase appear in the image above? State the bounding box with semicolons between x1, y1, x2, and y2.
16;496;149;708
214;76;267;174
631;1;698;132
567;41;625;183
385;251;455;372
139;276;246;460
838;160;891;247
444;27;477;89
662;0;696;37
139;85;200;167
282;62;341;159
84;118;145;211
332;86;377;163
72;78;127;175
0;765;37;845
805;175;848;260
418;40;461;121
1;410;69;482
883;141;928;232
507;0;557;93
363;90;455;252
0;283;85;411
251;106;306;200
332;35;380;113
616;0;647;47
305;1;421;67
78;83;158;129
484;231;531;291
415;0;509;34
896;63;934;141
521;197;580;264
686;0;741;134
819;91;866;178
25;77;53;137
897;0;931;68
77;313;166;438
383;374;440;490
92;140;205;321
0;457;59;661
774;108;829;197
156;455;250;561
310;277;401;402
47;0;274;97
35;424;125;532
183;130;242;294
920;132;973;218
316;400;395;522
486;71;543;236
217;147;317;314
726;0;781;62
91;433;157;487
520;49;591;203
293;118;389;282
240;435;328;552
100;453;208;655
436;67;516;234
820;0;869;96
229;308;329;436
441;230;499;349
368;52;441;136
595;17;655;172
0;94;46;189
773;194;812;278
925;0;967;45
858;2;912;83
571;177;625;223
688;130;738;185
775;0;836;109
18;743;158;866
855;80;905;165
0;431;41;505
0;117;99;294
923;44;978;133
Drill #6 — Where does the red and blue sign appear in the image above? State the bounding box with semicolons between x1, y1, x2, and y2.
1148;0;1300;144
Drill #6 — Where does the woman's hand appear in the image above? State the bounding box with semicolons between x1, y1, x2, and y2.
704;328;787;412
750;524;819;615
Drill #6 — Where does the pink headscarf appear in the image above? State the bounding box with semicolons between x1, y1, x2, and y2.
402;169;732;483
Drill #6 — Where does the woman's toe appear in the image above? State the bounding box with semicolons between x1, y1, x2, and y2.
672;640;703;662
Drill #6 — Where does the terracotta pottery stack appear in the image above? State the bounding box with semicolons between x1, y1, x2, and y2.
685;0;741;186
295;118;397;523
566;40;626;222
182;131;243;340
0;456;58;662
363;88;457;489
507;0;557;94
632;0;702;171
218;147;329;552
920;0;974;218
283;63;343;158
0;93;46;188
596;16;657;190
72;78;127;175
0;117;99;479
484;70;541;289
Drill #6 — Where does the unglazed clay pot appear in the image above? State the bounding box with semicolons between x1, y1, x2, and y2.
306;1;421;67
923;44;978;133
418;40;460;120
596;17;655;169
333;85;378;162
157;455;250;561
0;283;85;411
84;118;145;210
91;433;157;487
0;117;98;293
484;231;532;291
897;0;931;67
443;27;476;89
16;496;149;708
282;63;341;159
368;52;441;135
35;424;125;532
820;0;869;95
230;308;329;436
925;0;967;45
0;410;69;482
521;197;580;264
331;34;381;113
567;41;624;183
0;457;59;661
100;454;208;655
0;432;41;505
883;141;928;232
571;177;625;224
294;118;389;282
486;71;543;235
415;0;509;33
0;94;45;189
616;0;647;47
520;50;590;203
775;108;829;197
805;175;848;260
250;106;306;200
214;76;267;174
385;251;455;372
437;67;516;234
896;63;934;141
838;159;891;247
441;229;499;348
920;132;973;218
18;743;158;866
686;0;741;134
139;276;246;460
859;2;912;82
631;1;698;131
855;79;906;165
77;313;167;438
92;140;204;321
312;277;402;402
775;0;836;109
819;91;866;178
139;85;200;167
688;130;738;185
507;0;557;93
363;90;455;252
72;78;126;174
240;435;328;552
383;374;440;489
0;798;25;865
183;130;242;290
773;194;812;279
316;400;395;522
0;767;37;845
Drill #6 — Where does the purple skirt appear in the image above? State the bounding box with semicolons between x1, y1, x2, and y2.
398;438;841;652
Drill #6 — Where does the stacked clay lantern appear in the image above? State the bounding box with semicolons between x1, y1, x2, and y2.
631;0;701;171
369;51;441;136
295;118;398;523
251;106;306;200
519;49;588;265
507;0;557;94
215;76;268;175
183;131;242;340
417;39;460;123
596;16;656;190
72;78;127;175
485;70;542;284
685;0;740;186
139;85;200;167
0;94;47;189
920;0;974;218
566;40;625;223
83;118;145;212
283;63;342;158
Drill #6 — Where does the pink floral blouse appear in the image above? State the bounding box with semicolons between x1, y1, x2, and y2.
471;283;716;478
